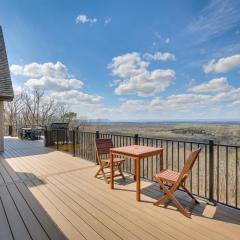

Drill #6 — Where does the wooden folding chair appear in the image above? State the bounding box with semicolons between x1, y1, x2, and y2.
154;148;201;218
95;139;125;183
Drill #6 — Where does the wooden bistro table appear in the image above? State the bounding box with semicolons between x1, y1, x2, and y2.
110;145;163;201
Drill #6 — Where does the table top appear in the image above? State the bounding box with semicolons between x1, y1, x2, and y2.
110;145;163;158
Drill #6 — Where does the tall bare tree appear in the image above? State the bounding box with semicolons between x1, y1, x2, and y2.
20;88;65;126
21;88;45;126
4;93;24;135
4;87;77;135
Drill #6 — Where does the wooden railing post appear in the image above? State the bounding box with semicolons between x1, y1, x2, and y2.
134;134;139;145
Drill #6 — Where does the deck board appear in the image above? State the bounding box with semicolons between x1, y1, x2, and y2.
15;182;66;240
66;170;228;240
0;185;32;240
7;183;49;240
0;195;13;240
0;137;239;240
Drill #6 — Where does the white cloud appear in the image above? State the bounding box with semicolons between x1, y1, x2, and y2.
143;52;175;61
114;69;175;97
11;61;104;107
76;14;97;25
75;82;240;119
11;61;84;91
109;52;149;78
94;79;240;119
51;90;103;105
150;94;211;111
210;88;240;104
10;62;68;78
103;81;240;120
230;99;240;106
188;0;240;42
120;99;147;112
12;84;23;95
10;65;23;75
150;86;240;112
25;76;84;91
104;17;112;25
165;38;170;44
108;52;176;96
152;33;171;47
92;99;149;118
203;54;240;73
189;77;231;93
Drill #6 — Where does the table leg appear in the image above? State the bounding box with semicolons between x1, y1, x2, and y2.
159;150;164;190
134;158;136;180
110;152;114;189
160;150;163;171
136;157;140;201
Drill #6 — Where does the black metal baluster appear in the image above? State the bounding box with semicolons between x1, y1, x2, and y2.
143;138;145;178
121;136;125;170
197;143;200;195
172;141;174;170
177;141;180;172
217;145;219;202
209;140;214;203
151;139;154;180
147;138;149;179
129;136;132;174
226;146;228;205
156;140;159;174
236;147;238;208
56;129;59;150
166;140;168;169
83;132;85;158
190;142;193;193
205;144;207;198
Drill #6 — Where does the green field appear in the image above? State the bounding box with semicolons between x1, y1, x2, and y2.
83;122;240;145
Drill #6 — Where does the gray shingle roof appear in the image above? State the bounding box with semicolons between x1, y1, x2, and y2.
0;26;14;101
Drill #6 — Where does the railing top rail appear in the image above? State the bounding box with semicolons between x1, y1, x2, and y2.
45;129;240;148
138;136;209;145
78;130;210;145
213;143;240;148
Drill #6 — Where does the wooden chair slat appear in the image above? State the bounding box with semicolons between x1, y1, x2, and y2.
95;139;125;183
95;139;113;155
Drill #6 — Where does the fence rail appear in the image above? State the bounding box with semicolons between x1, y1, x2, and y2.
44;129;240;209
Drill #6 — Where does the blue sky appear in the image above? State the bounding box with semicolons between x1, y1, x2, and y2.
1;0;240;120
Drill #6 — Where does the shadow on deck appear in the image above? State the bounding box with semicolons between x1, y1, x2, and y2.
113;176;240;226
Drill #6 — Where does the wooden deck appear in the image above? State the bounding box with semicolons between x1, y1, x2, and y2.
0;137;239;240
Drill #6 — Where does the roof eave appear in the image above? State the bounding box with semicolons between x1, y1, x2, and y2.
0;95;14;101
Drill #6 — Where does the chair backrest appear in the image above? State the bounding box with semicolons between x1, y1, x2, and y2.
178;148;201;183
95;139;113;164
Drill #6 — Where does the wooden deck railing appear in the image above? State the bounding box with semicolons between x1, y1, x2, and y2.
44;129;240;210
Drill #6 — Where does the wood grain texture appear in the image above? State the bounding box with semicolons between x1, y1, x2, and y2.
0;137;239;240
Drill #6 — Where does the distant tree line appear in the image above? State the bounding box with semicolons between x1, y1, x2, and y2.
4;88;82;136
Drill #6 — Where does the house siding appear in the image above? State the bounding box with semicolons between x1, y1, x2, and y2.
0;101;4;151
0;26;14;100
0;26;13;151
